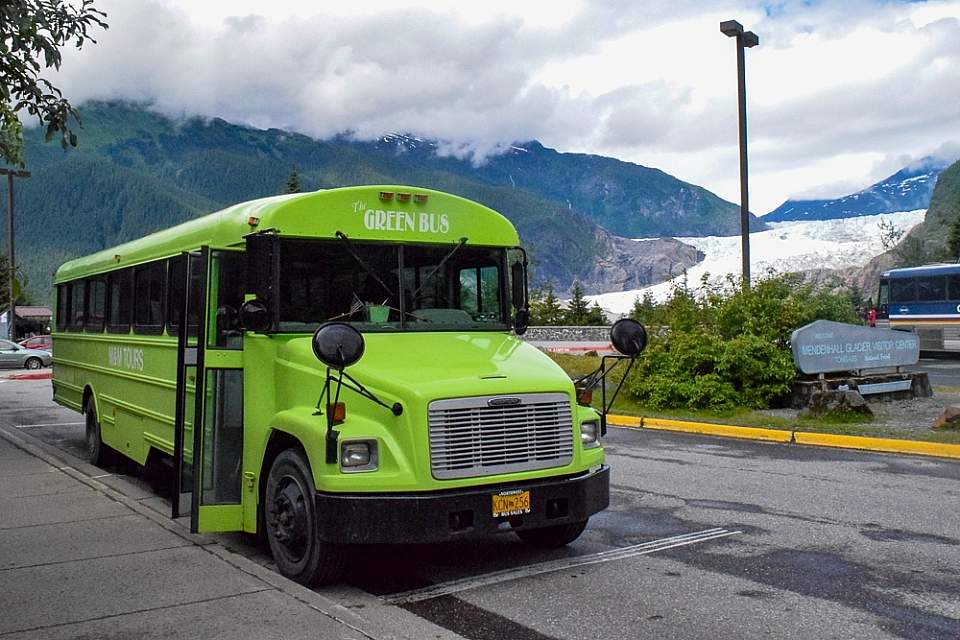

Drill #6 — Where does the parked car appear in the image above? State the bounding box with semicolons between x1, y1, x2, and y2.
18;335;53;353
0;339;52;369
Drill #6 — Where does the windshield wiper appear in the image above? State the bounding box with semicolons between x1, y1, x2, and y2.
335;231;395;298
410;237;468;300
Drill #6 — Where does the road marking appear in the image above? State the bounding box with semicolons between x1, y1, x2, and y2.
14;422;84;429
385;527;741;605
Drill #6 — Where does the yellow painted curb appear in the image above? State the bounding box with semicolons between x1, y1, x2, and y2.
792;432;960;460
605;413;960;460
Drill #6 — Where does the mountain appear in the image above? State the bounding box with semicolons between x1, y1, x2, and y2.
764;158;947;222
368;137;765;238
2;101;713;303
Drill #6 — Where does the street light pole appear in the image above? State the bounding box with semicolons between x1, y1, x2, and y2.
720;20;758;290
1;168;31;340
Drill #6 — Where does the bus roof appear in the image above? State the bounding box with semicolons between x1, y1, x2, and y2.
880;263;960;278
54;186;520;283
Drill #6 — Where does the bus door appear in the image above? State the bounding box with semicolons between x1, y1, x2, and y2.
172;247;245;533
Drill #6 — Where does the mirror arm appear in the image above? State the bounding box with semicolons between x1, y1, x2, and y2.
575;355;637;436
314;369;341;464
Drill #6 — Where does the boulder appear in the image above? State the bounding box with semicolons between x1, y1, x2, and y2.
806;390;873;417
932;405;960;431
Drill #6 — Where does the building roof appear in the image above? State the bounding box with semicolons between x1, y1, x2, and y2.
15;306;52;318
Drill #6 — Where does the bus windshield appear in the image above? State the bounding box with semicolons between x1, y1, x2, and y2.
278;239;508;332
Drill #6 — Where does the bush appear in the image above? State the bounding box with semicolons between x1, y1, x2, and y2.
627;273;857;410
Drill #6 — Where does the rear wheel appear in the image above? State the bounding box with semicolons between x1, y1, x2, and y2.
24;357;42;370
84;401;115;467
515;519;588;548
264;448;345;586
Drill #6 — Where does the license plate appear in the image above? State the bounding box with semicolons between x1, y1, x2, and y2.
492;490;531;517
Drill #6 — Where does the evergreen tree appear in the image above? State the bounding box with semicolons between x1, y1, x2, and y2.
529;284;565;325
282;167;301;194
629;292;657;324
586;302;608;325
948;215;960;261
563;281;591;326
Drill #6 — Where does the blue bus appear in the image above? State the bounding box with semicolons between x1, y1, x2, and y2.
877;263;960;352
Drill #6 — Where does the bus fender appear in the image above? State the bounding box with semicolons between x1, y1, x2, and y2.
82;385;100;420
259;410;328;485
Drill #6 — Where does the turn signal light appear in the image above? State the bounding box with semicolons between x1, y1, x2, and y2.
328;402;346;423
576;386;593;406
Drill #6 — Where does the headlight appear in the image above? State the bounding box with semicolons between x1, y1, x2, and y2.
340;440;378;472
581;421;600;447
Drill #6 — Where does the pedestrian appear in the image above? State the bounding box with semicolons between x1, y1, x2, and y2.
867;307;877;327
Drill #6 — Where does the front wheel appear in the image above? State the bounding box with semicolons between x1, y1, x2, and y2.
264;449;345;586
24;357;42;370
515;519;589;548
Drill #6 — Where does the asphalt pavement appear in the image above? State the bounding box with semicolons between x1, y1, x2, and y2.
2;375;959;639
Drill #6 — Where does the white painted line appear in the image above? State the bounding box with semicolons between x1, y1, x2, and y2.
91;473;114;479
386;527;741;605
14;422;84;429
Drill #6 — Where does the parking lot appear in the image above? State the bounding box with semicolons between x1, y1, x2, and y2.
2;376;959;639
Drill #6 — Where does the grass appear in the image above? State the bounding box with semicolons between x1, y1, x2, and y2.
545;352;960;445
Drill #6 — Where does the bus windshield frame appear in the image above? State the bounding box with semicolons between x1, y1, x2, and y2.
275;238;512;333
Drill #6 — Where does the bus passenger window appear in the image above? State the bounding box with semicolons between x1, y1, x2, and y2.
56;285;68;331
134;261;166;333
86;278;107;332
917;276;946;302
70;281;86;330
948;275;960;300
107;270;133;333
890;278;916;303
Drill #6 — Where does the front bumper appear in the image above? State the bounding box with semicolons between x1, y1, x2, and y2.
313;465;610;544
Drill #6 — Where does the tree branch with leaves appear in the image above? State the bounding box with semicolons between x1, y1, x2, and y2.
1;0;108;166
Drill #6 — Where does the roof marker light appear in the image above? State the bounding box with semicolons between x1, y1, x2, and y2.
396;192;411;202
414;194;428;204
247;216;260;226
379;191;394;201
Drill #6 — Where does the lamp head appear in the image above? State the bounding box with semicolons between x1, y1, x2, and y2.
720;20;743;37
742;31;759;47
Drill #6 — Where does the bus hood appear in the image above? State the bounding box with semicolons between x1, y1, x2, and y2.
281;331;574;401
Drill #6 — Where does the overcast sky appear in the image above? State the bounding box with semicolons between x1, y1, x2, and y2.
51;0;960;215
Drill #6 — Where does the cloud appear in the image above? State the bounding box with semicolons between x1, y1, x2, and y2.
39;0;960;213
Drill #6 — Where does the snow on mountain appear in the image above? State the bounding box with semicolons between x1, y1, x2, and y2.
587;209;926;315
764;159;946;222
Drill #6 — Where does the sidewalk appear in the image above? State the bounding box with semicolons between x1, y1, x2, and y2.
0;425;462;640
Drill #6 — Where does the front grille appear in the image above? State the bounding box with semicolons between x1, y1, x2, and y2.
428;392;573;480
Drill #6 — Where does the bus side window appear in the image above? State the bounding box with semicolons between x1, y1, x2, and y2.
890;278;916;303
86;278;107;332
70;280;86;331
56;285;68;331
134;261;166;334
948;275;960;300
917;276;946;302
107;269;133;333
877;280;889;306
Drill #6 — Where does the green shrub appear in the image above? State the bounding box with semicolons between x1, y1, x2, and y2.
627;273;857;410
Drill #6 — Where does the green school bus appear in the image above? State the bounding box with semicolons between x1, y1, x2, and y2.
52;186;620;585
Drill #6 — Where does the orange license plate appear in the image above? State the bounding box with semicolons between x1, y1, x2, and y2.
492;490;531;517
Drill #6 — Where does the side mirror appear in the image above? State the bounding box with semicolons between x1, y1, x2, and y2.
514;307;530;336
239;300;271;332
510;261;526;310
610;319;647;357
312;322;365;370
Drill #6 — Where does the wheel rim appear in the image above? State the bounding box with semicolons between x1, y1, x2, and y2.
268;475;310;562
85;417;97;457
26;359;40;369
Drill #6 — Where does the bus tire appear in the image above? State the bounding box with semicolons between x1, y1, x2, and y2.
515;519;588;548
264;448;345;586
24;357;42;370
84;402;115;467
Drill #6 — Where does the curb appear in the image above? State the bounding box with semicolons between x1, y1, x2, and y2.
607;414;960;460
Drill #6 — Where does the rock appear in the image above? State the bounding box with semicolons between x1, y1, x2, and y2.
911;373;933;398
932;405;960;430
806;390;873;417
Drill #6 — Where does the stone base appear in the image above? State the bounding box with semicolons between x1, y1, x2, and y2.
789;372;932;410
